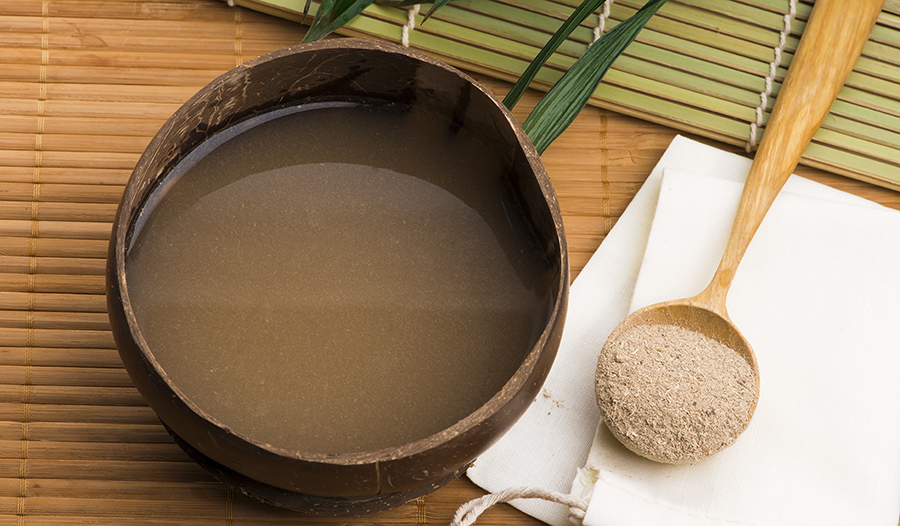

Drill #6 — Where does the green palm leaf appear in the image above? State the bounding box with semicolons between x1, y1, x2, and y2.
422;0;453;22
303;0;377;43
502;0;608;111
303;0;449;42
523;0;667;154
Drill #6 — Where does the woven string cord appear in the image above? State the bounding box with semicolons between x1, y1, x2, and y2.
746;0;797;152
401;5;421;47
593;0;614;42
451;487;589;526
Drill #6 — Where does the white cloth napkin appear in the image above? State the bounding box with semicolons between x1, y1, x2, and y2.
466;136;900;525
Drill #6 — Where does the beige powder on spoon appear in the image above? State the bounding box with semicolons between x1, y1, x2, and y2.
595;323;758;463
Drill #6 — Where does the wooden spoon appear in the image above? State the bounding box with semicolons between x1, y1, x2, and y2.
595;0;884;464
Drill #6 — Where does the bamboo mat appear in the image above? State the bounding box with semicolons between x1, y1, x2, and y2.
0;1;898;524
232;0;900;190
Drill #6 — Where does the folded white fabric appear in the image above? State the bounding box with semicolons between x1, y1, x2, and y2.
466;136;900;526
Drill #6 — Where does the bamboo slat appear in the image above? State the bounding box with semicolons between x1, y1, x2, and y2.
0;257;105;276
0;167;132;185
0;221;111;240
0;238;108;259
0;329;115;350
0;292;107;312
0;385;144;405
0;311;110;331
0;348;122;368
0;0;897;524
0;202;118;223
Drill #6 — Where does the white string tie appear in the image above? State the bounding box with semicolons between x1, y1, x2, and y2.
451;487;589;526
227;0;235;6
747;0;796;152
401;4;421;47
593;0;614;42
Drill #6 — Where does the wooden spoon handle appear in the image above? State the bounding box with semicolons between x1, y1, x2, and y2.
697;0;883;313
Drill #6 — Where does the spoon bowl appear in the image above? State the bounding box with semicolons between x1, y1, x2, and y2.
596;0;884;464
596;298;759;463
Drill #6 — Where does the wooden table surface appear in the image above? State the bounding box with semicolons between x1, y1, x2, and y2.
1;1;898;524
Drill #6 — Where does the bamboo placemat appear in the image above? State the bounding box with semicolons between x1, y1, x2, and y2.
1;1;898;524
230;0;900;191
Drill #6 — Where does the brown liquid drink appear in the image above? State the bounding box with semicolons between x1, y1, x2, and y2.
125;101;555;454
